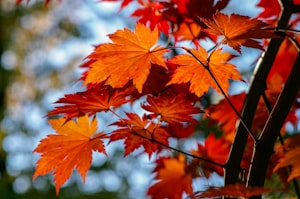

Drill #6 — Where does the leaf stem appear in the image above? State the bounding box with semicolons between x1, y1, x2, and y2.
182;47;258;143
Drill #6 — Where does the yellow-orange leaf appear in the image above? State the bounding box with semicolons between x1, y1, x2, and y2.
197;184;274;198
33;115;107;194
167;46;241;97
202;13;276;52
147;155;193;199
84;22;168;93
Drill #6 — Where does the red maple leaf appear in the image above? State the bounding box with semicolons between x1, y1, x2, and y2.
83;22;168;93
33;116;107;194
141;93;202;124
256;0;281;21
190;134;230;177
131;0;170;35
167;46;241;97
109;113;170;157
267;37;298;83
205;92;246;140
164;123;196;139
47;87;128;118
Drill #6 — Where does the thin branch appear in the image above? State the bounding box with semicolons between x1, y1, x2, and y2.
261;92;284;145
182;47;258;143
108;109;225;168
134;130;225;168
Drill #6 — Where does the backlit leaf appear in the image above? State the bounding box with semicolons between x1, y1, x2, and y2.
167;46;241;97
141;94;202;124
205;92;246;140
256;0;281;21
84;22;168;93
33;115;107;194
274;135;300;181
109;113;170;157
47;87;129;118
190;134;230;177
202;13;277;52
147;155;193;199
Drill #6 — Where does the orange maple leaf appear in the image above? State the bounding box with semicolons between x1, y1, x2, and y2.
202;13;276;52
196;183;274;198
167;46;241;97
274;134;300;181
47;87;129;118
33;115;107;194
141;94;203;124
109;113;170;157
83;22;168;93
173;22;202;43
147;154;193;199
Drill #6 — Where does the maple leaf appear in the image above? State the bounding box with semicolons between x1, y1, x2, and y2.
164;123;196;139
256;0;281;21
47;87;128;118
205;92;246;140
190;134;230;177
142;64;170;95
33;115;107;194
196;184;274;198
173;22;202;43
33;117;107;192
147;155;193;199
141;94;202;124
267;37;298;83
83;22;168;93
109;113;170;157
167;46;241;97
274;135;300;181
131;0;170;35
202;13;277;52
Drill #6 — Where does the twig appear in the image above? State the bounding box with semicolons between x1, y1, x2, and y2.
182;47;258;143
108;109;225;168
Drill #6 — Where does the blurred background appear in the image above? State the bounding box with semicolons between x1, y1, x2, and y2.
0;1;151;198
0;0;261;198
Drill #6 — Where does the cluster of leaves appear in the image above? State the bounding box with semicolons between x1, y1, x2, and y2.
17;0;300;198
